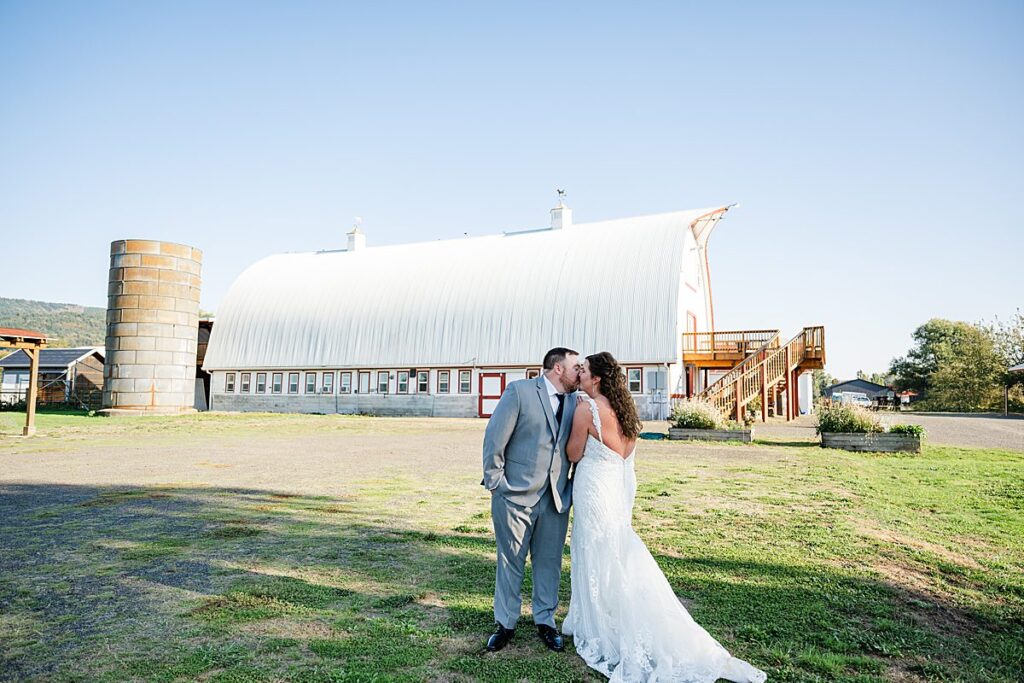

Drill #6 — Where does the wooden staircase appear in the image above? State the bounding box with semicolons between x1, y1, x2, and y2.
696;326;826;422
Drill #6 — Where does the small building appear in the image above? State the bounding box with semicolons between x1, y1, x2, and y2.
824;378;894;404
0;347;105;408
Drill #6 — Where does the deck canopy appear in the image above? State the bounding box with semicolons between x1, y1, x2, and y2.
204;207;730;371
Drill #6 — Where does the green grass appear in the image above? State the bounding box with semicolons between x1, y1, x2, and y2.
0;414;1022;682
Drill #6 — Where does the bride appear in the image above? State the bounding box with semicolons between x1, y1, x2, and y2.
563;352;767;683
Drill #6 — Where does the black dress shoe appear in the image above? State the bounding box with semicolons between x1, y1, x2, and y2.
537;624;565;652
486;624;515;652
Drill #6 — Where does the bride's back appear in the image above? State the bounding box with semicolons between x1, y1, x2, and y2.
591;395;637;458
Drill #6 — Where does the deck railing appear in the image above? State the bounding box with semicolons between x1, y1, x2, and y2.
681;329;779;355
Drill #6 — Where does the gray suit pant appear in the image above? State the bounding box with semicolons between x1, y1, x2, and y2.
491;487;570;630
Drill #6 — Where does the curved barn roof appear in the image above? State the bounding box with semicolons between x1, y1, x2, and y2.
203;207;729;370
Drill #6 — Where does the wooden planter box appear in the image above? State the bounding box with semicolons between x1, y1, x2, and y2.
668;428;753;443
821;432;921;453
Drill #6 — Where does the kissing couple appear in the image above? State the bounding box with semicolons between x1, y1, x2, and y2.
481;347;767;682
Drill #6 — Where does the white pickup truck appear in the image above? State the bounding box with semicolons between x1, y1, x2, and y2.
833;391;873;408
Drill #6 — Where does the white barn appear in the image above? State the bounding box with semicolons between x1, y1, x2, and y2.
203;203;731;419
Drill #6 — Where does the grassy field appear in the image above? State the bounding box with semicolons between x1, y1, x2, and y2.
1;411;1022;682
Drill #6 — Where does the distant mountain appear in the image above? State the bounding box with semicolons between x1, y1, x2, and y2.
0;297;106;349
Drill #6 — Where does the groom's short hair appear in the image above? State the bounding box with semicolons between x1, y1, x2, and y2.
543;347;579;370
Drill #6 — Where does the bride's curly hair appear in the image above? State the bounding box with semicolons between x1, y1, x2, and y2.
587;351;643;439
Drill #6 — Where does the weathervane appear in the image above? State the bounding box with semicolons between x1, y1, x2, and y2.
556;188;567;207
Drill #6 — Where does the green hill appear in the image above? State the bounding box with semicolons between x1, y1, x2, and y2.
0;297;106;349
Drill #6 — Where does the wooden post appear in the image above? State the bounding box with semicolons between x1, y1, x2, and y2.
783;346;792;421
792;370;800;419
734;378;742;422
760;362;768;423
23;348;39;436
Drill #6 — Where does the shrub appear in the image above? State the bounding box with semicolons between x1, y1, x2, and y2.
815;404;883;434
888;424;925;437
671;399;725;430
0;398;27;412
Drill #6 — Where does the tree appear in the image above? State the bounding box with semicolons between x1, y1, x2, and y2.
812;370;837;404
981;308;1024;385
980;309;1024;410
856;370;893;386
891;319;964;395
927;327;1004;410
890;319;1004;410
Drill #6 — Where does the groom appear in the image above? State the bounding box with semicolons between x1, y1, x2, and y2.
481;347;580;653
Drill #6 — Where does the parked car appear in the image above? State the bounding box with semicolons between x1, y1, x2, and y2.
833;391;873;409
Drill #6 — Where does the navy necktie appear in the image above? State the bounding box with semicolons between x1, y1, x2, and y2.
555;393;566;426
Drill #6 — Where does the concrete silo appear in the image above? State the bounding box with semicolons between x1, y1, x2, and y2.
102;240;202;414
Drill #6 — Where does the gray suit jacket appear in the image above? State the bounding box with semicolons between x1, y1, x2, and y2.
481;376;576;513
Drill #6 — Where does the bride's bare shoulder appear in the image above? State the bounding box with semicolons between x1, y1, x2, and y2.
593;396;616;420
571;400;592;424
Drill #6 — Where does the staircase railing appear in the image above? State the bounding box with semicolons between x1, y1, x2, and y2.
698;332;780;402
700;326;825;420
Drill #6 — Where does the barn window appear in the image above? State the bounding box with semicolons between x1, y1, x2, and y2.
305;372;316;393
459;370;471;394
438;370;450;393
240;373;251;393
377;371;389;394
397;371;409;393
627;368;642;393
288;373;299;394
527;369;540;379
272;373;283;394
417;371;429;393
225;373;236;392
337;372;350;393
323;372;335;394
256;373;267;393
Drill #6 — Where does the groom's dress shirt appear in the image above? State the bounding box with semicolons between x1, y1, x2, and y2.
542;375;564;416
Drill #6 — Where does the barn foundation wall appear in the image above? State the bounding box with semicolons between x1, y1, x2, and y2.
211;393;478;418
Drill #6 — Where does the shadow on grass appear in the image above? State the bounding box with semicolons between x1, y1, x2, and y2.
1;482;1021;683
752;438;821;448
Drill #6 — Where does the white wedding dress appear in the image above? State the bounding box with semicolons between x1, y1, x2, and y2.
563;397;767;683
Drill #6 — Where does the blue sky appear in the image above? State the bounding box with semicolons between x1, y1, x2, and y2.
2;1;1021;380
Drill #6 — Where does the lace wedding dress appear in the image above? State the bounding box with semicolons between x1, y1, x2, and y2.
562;397;767;683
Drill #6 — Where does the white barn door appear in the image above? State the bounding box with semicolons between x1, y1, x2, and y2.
478;373;506;418
358;372;370;394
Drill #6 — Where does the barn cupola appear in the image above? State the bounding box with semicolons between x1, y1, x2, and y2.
550;190;572;230
347;218;366;251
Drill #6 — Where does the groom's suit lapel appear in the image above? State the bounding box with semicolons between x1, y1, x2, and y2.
557;392;576;442
535;376;559;438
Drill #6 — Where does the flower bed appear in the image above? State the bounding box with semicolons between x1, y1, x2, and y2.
668;399;752;442
820;432;921;452
817;405;923;453
667;427;753;442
